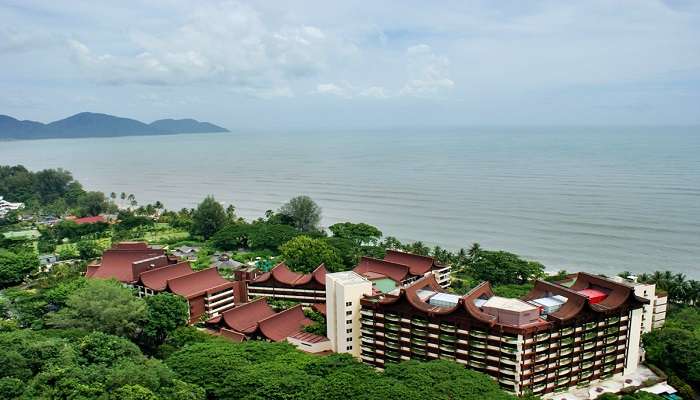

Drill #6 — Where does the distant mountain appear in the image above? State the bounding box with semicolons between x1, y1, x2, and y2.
0;112;229;139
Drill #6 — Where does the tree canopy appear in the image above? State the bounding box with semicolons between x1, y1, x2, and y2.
279;235;344;273
47;279;147;339
329;222;382;245
190;196;227;239
279;195;321;232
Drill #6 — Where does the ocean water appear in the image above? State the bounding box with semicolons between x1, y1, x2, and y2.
1;127;699;277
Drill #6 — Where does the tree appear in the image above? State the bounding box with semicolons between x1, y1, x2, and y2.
47;279;147;339
140;293;189;352
329;222;382;245
76;191;109;216
279;235;343;273
0;248;40;288
33;168;73;204
279;195;322;232
112;385;158;400
76;240;101;260
468;249;545;285
191;196;227;239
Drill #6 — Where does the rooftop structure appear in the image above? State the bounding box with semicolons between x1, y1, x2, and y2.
206;297;330;353
72;215;106;225
246;249;451;305
88;242;240;322
247;263;327;304
342;271;649;396
0;196;24;218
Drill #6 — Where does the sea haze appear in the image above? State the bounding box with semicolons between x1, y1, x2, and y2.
1;126;698;278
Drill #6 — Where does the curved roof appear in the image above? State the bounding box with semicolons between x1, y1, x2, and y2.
89;248;166;282
220;297;276;333
138;262;194;291
403;274;459;315
463;282;498;325
312;264;327;285
353;257;409;282
271;263;312;285
258;304;313;342
166;267;234;299
384;250;437;275
570;272;648;312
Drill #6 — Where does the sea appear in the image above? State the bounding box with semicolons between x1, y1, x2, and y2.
1;126;699;278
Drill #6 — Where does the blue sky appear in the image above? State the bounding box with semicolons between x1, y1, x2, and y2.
1;0;699;130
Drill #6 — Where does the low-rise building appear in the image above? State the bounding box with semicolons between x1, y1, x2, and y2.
0;196;24;218
326;271;649;397
248;263;328;304
87;242;241;323
246;249;451;304
206;297;331;353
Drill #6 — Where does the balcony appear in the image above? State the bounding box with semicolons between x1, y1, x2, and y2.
607;317;620;325
439;335;456;343
385;332;399;341
470;331;487;339
560;347;573;356
502;336;519;345
560;337;574;346
560;327;574;336
412;319;428;328
440;324;457;333
385;322;400;331
471;340;486;349
385;341;400;350
470;350;486;359
411;337;427;346
500;346;518;355
535;333;550;341
385;314;400;322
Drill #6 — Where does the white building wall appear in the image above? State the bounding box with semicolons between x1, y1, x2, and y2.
624;307;643;375
326;271;372;358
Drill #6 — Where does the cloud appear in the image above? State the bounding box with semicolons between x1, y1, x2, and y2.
66;1;344;97
0;27;61;54
400;44;454;96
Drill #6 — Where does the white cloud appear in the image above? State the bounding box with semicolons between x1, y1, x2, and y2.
315;83;350;97
400;44;454;97
66;1;344;97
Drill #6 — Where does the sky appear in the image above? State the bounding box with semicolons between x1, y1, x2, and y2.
1;0;700;130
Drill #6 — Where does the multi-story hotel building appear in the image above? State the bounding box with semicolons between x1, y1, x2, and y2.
327;271;650;397
247;250;451;304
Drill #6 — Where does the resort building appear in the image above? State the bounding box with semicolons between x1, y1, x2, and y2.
609;276;667;332
326;271;650;397
86;242;177;283
325;271;373;358
205;297;331;353
247;263;328;304
87;242;241;323
246;250;451;304
0;196;24;218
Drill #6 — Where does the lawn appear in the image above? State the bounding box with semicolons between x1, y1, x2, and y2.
1;229;41;240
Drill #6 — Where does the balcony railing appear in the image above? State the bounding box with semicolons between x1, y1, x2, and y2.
385;314;400;322
560;327;574;336
411;338;427;346
470;331;487;339
385;322;400;331
412;319;428;327
440;324;457;333
439;335;456;343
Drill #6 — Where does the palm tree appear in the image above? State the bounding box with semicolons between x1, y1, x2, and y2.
110;192;116;203
467;242;482;260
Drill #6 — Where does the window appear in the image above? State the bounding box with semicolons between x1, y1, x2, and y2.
346;319;352;324
346;301;352;306
347;345;353;351
346;328;352;333
346;310;352;316
347;337;353;342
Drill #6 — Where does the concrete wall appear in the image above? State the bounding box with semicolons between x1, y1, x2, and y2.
326;272;372;358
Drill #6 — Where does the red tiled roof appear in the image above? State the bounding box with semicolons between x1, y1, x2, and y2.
258;304;313;342
138;262;194;291
220;297;276;333
73;216;105;224
89;248;166;283
384;250;437;275
112;242;150;250
311;264;327;285
220;328;246;342
353;257;409;282
166;267;234;299
312;303;326;316
288;331;329;343
271;263;312;286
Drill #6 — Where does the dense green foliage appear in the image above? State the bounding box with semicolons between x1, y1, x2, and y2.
279;195;322;232
0;165;113;216
279;235;344;272
466;246;545;285
190;196;227;239
329;222;382;245
165;340;517;400
0;246;40;288
643;306;700;398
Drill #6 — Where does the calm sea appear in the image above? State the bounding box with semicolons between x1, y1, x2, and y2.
1;127;699;277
